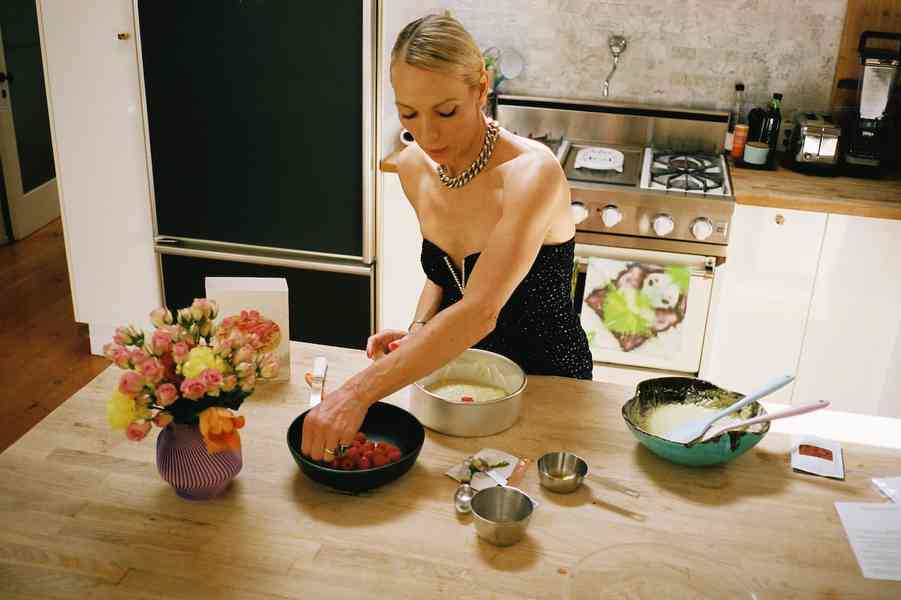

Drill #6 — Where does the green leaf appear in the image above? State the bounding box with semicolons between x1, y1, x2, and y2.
665;265;690;294
602;284;651;336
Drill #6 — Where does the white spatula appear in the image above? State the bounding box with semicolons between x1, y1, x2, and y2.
699;399;829;442
665;375;795;444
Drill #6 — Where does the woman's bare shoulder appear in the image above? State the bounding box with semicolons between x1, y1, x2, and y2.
394;145;431;208
396;144;431;178
500;133;567;189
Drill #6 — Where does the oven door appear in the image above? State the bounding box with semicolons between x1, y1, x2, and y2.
573;243;715;374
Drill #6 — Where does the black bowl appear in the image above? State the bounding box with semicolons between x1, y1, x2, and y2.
287;402;425;493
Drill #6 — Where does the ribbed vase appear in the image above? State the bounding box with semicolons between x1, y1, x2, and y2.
155;423;242;500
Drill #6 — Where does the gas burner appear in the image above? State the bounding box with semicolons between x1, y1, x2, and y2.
642;150;730;196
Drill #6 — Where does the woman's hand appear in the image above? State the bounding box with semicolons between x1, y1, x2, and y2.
300;385;369;463
365;328;414;360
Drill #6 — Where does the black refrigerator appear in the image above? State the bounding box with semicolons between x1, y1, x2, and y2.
136;1;376;349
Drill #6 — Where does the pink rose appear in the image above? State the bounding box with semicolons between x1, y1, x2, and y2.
260;356;279;379
125;420;152;441
113;326;134;346
221;375;238;392
201;368;223;393
234;345;254;365
139;359;165;385
191;298;215;321
155;383;178;406
113;348;131;369
235;362;254;380
239;373;256;393
103;342;122;361
172;342;190;364
212;338;231;357
180;377;207;401
151;330;173;355
104;343;131;369
159;353;177;380
129;349;150;366
118;371;145;396
227;330;243;349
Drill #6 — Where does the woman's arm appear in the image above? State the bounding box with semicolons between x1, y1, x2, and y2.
409;278;442;330
366;279;443;359
301;151;568;460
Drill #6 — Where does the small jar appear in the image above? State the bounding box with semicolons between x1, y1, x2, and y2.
731;124;750;160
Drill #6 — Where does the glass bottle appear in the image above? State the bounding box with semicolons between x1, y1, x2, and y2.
758;93;783;151
725;83;746;152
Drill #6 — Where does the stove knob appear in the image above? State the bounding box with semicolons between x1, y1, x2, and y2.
652;214;675;237
570;202;589;224
690;217;714;241
601;205;622;228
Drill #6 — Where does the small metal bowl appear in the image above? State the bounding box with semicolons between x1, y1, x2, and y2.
537;452;589;493
470;486;534;546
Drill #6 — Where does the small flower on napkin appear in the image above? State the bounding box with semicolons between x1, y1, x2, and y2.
446;448;519;491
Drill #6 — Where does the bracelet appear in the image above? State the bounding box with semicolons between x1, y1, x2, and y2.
408;319;427;332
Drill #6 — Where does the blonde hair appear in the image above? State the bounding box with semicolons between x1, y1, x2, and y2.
391;13;484;87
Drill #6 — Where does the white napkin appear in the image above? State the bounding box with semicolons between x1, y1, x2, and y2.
445;448;519;491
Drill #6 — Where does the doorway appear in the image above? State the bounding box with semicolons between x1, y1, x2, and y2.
0;0;58;245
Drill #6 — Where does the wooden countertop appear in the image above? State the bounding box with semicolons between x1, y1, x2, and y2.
3;342;900;598
730;159;901;220
381;148;901;219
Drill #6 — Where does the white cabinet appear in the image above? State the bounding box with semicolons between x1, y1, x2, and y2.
37;0;160;352
376;172;424;331
701;205;827;403
793;214;901;417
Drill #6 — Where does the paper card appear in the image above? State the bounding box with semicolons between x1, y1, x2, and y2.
205;277;290;382
873;477;901;503
791;435;844;480
835;502;901;581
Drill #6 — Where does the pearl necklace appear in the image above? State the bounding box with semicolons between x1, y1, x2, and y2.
436;120;500;189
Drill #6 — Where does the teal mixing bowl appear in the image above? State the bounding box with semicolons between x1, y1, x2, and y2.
622;377;769;467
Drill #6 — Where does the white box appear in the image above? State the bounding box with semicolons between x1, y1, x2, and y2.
205;277;290;382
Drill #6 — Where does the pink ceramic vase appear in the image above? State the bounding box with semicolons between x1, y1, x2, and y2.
155;423;242;500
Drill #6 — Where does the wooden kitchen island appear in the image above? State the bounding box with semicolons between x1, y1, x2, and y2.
2;342;899;599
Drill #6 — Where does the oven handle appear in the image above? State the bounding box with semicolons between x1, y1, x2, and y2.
573;256;715;279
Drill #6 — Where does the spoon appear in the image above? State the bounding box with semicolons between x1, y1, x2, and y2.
454;459;475;513
454;481;475;514
699;400;829;443
665;375;795;444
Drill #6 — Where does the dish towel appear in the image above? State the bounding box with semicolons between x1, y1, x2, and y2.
581;257;690;354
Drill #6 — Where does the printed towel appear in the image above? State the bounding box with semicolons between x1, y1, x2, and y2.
580;257;689;355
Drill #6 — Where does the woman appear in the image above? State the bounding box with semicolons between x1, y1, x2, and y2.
301;13;591;463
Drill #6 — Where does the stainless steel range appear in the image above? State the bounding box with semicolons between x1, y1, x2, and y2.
499;95;734;259
497;95;733;387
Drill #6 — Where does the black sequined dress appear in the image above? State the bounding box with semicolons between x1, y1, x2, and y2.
421;237;593;379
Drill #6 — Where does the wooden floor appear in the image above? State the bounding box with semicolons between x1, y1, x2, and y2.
0;218;108;453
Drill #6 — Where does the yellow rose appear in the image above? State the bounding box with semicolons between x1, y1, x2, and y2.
182;346;232;378
106;390;150;431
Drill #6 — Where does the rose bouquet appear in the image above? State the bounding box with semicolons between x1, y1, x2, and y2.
103;299;281;453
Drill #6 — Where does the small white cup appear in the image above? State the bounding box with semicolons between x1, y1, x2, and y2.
743;141;769;165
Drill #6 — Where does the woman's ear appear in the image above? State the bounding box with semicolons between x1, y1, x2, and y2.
477;68;489;109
